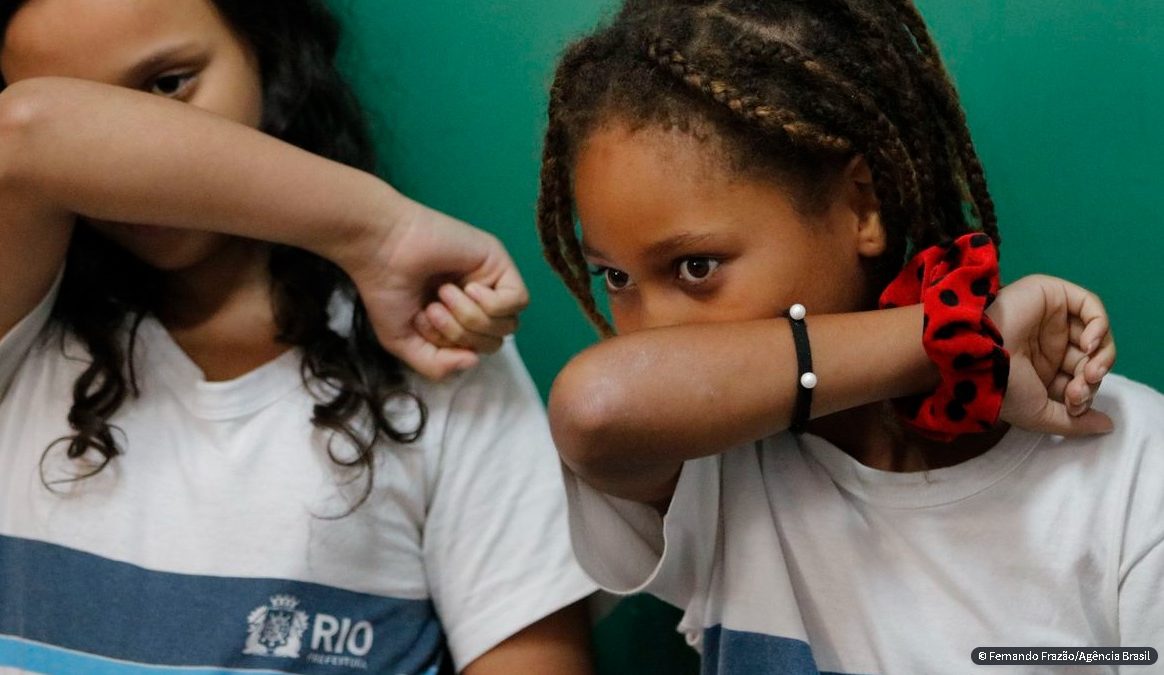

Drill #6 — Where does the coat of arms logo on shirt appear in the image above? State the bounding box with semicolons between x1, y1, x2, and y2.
243;594;310;658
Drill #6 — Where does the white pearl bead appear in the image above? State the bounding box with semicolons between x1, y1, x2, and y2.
800;372;818;389
789;303;806;321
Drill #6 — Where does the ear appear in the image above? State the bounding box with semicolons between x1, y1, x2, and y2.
839;155;887;258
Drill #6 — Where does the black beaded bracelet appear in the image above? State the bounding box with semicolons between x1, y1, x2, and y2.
785;304;816;434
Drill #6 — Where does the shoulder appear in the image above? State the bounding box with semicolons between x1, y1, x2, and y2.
1074;374;1164;471
1045;375;1164;544
1094;374;1164;432
1097;374;1164;476
406;338;541;420
1026;374;1164;475
1091;375;1164;571
0;268;63;396
404;338;548;472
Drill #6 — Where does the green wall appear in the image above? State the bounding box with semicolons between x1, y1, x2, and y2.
333;0;1161;670
920;0;1164;391
335;0;1162;396
334;0;607;397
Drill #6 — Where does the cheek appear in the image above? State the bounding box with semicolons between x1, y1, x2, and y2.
717;253;803;316
201;40;264;127
189;66;263;127
607;299;638;335
239;68;264;128
226;66;264;128
746;233;866;314
805;235;874;312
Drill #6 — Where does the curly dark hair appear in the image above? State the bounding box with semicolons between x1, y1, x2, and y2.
537;0;1000;335
0;0;425;511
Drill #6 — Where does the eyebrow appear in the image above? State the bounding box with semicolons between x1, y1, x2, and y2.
582;232;719;262
580;240;606;260
643;232;718;258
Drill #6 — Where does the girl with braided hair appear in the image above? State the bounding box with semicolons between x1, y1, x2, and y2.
540;0;1162;672
0;0;595;672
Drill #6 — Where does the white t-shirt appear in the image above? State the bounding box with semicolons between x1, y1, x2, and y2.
566;375;1164;674
0;279;595;675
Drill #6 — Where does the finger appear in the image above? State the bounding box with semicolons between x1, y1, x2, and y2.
413;312;457;350
494;263;531;311
1068;317;1085;347
1077;314;1109;355
1029;399;1114;437
425;302;505;354
1064;356;1093;417
1057;281;1115;382
1084;331;1116;384
1059;282;1108;353
465;275;530;318
1048;372;1071;403
392;334;479;381
438;284;519;338
1059;343;1090;383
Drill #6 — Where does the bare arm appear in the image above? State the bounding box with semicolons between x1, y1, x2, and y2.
552;275;1119;505
462;602;593;675
0;77;525;378
0;77;395;332
549;306;936;503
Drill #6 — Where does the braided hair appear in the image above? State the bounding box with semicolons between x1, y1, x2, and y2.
538;0;998;336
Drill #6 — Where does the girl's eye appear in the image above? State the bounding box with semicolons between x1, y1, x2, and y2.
677;257;720;284
149;73;196;98
605;268;631;291
591;266;632;292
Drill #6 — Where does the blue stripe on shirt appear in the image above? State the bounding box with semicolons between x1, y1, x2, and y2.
702;624;864;675
0;635;291;675
0;534;448;674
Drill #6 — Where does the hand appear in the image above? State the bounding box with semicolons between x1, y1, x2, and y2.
986;274;1117;436
343;199;529;380
411;282;520;355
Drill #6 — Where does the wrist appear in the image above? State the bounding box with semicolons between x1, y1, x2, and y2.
878;233;1008;440
324;178;417;278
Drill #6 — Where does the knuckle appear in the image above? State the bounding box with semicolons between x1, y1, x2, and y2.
461;313;489;332
432;314;462;340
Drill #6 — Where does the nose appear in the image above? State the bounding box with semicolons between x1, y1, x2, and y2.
634;288;702;332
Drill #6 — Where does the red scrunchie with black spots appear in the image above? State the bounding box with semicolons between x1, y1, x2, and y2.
878;233;1010;441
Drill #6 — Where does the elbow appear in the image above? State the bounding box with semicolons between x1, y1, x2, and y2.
0;80;47;132
0;78;69;187
548;349;628;477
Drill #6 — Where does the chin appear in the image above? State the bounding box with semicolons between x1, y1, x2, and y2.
90;223;234;272
133;250;219;272
118;240;225;273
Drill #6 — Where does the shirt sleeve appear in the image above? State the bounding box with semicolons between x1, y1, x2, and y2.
562;451;722;612
422;339;597;671
0;269;61;401
1119;539;1164;658
1116;382;1164;657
